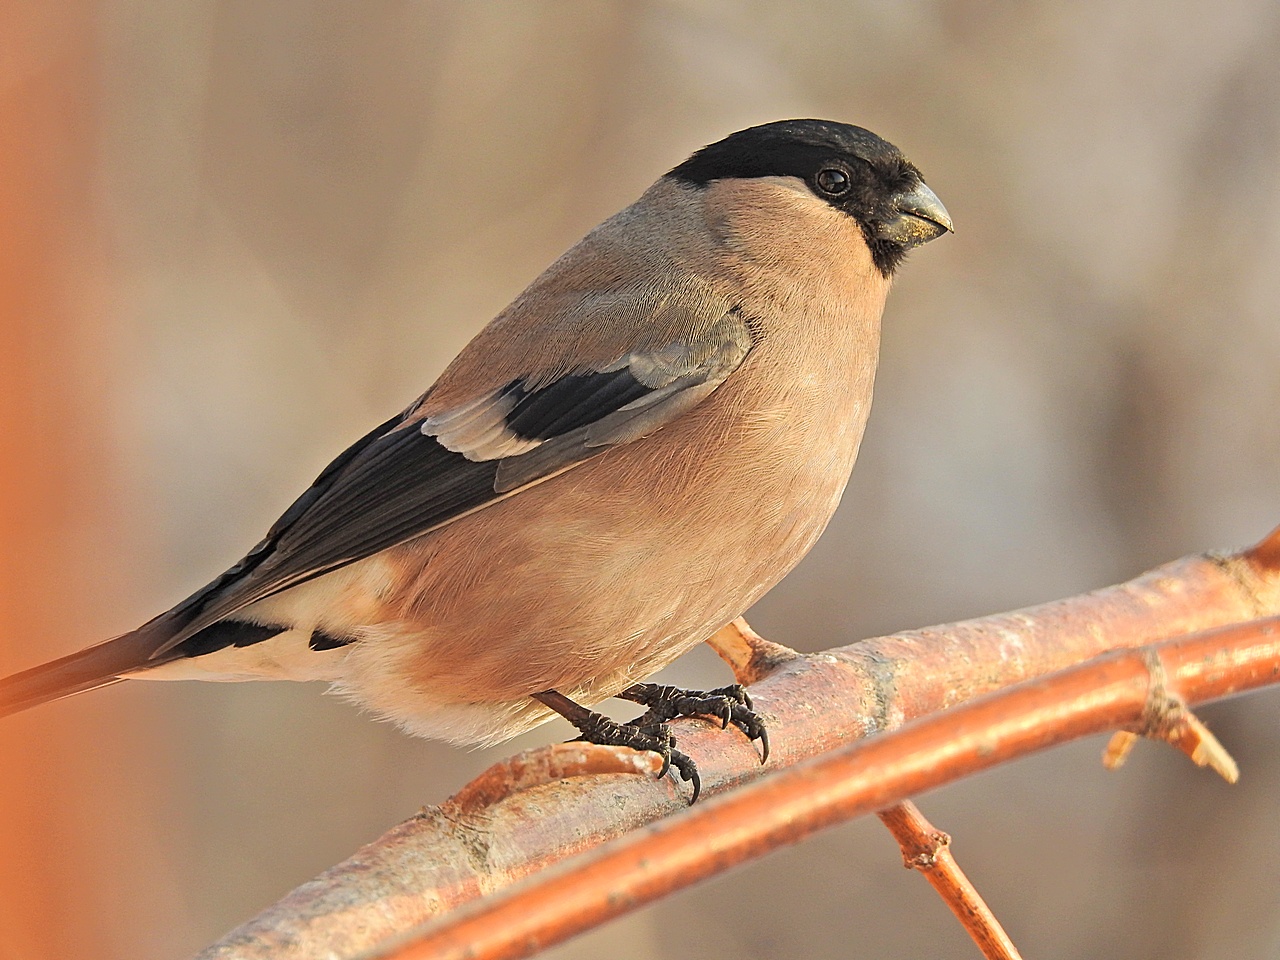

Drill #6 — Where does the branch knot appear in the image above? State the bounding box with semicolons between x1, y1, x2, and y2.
1102;649;1240;783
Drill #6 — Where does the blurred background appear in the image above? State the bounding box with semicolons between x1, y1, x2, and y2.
2;1;1279;957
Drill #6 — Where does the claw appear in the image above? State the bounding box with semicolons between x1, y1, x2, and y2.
718;703;731;729
668;750;701;804
656;747;671;781
618;680;770;775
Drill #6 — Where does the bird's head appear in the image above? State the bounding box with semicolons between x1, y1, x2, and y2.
669;119;952;277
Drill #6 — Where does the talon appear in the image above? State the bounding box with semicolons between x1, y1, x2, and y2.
668;750;701;804
656;747;672;781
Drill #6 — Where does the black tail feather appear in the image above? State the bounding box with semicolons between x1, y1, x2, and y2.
0;616;183;718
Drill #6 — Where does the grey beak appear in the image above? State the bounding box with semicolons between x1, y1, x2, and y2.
875;181;953;248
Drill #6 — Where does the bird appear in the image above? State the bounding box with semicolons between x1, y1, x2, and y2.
0;119;950;800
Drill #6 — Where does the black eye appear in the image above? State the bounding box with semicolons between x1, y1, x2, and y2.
815;167;851;196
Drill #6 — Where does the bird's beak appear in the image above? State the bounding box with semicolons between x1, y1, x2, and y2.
875;182;953;248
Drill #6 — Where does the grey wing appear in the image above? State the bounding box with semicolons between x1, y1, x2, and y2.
155;305;754;650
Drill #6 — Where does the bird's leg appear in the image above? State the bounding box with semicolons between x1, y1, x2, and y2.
532;689;703;802
617;681;769;763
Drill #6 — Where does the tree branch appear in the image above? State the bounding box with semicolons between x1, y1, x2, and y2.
373;613;1279;960
197;525;1280;960
877;801;1023;960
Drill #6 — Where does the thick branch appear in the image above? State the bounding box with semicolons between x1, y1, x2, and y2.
372;614;1280;960
197;526;1280;960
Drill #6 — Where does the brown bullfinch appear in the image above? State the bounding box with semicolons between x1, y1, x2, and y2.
0;119;950;799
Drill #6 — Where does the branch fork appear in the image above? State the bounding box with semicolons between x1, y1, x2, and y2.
1103;649;1240;783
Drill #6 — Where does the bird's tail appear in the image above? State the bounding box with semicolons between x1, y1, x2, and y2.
0;615;182;719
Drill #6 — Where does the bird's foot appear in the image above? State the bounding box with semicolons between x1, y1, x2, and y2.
618;681;769;764
532;690;702;801
572;712;702;802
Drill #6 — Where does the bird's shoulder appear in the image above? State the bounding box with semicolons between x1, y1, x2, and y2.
420;180;739;414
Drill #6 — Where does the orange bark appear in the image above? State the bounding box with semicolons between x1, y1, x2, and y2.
878;801;1023;960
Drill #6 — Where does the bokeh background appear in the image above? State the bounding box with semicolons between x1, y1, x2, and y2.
2;2;1279;957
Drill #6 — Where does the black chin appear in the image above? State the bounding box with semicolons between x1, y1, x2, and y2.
864;230;910;278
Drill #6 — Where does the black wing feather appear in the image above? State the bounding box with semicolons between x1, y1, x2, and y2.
182;427;502;632
171;407;411;621
505;368;651;440
264;367;664;582
270;427;500;575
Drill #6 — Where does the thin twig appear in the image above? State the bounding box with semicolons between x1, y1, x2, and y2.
877;801;1023;960
704;617;802;685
